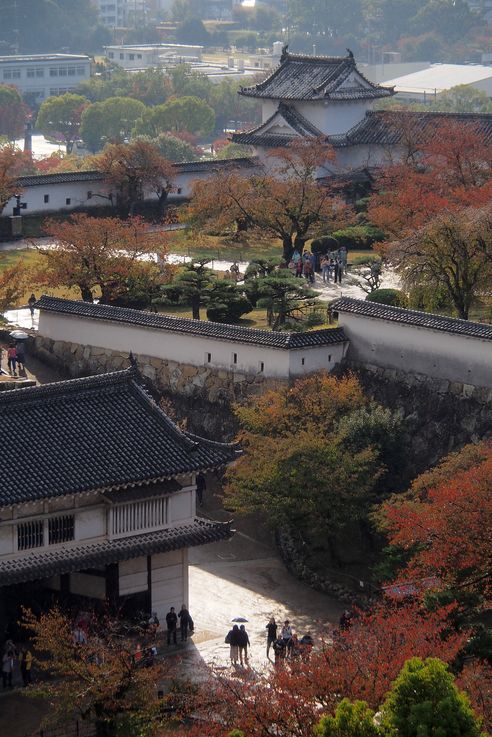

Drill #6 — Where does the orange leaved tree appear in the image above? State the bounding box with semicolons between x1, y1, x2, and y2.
186;138;351;262
39;213;170;304
23;606;168;737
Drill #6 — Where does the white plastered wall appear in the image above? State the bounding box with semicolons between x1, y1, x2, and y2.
339;312;492;387
151;548;188;623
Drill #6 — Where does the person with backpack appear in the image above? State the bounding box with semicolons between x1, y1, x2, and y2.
226;624;241;665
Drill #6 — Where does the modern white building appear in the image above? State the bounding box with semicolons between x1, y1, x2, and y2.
332;297;492;388
0;368;236;626
382;63;492;103
93;0;148;27
36;296;349;380
0;54;91;103
104;43;203;70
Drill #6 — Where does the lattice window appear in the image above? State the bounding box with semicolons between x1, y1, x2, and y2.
112;499;167;536
18;521;44;551
49;515;75;545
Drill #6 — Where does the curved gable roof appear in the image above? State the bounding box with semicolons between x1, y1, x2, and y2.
239;51;393;101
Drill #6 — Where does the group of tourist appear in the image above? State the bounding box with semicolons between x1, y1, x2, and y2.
289;247;347;285
165;605;194;645
225;624;251;666
223;617;314;667
266;618;314;664
2;640;33;688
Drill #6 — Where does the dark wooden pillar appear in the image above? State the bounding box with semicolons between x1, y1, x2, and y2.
106;563;119;612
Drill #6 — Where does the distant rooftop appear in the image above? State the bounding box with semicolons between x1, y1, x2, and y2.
0;53;90;64
383;63;492;95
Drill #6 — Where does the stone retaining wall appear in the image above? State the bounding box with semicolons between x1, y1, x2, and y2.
341;359;492;476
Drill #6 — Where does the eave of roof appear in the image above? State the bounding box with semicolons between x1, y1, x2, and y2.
0;368;238;508
36;295;348;349
331;297;492;341
239;51;393;101
232;102;324;147
0;519;233;586
334;110;492;147
15;158;258;188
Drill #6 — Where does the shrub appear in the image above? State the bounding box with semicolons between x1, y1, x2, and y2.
332;224;386;250
366;289;407;307
206;282;252;323
311;235;340;255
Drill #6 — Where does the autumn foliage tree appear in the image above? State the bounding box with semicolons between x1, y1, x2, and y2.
22;607;168;737
180;602;469;737
225;373;403;563
186;139;351;261
39;214;169;303
386;204;492;319
0;84;29;141
379;441;492;606
93;139;175;217
0;144;35;215
369;117;492;237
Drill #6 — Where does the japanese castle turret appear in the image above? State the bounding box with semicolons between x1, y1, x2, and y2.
232;48;394;158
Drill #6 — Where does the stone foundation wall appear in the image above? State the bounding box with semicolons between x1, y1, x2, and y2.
341;360;492;476
31;334;285;438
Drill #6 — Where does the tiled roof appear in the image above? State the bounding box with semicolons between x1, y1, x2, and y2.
331;297;492;341
232;103;324;147
239;51;393;101
16;158;258;188
17;170;104;187
0;519;232;586
0;369;238;508
37;296;348;349
335;110;492;147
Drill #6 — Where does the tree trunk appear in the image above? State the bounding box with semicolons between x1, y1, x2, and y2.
157;189;169;218
282;236;294;263
79;285;93;302
191;296;200;320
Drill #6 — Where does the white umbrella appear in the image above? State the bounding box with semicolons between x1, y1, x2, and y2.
9;330;29;340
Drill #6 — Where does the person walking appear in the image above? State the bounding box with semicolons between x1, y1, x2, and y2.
15;341;26;374
7;344;17;376
2;649;15;688
296;258;303;278
266;617;277;658
227;624;241;666
238;624;250;666
195;472;206;507
166;607;178;645
336;259;343;284
28;294;37;317
20;647;32;686
281;620;293;657
303;258;314;284
178;604;193;642
320;256;330;283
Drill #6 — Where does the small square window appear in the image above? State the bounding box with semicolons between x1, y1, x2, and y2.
259;361;264;372
328;354;331;362
44;194;49;203
206;352;211;363
301;357;305;366
232;353;238;365
65;198;71;205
